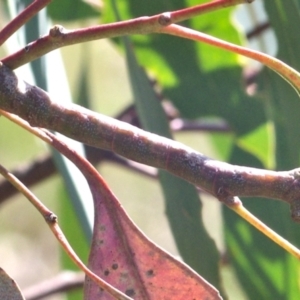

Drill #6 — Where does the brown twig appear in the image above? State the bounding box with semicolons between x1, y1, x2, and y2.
0;92;229;204
246;21;270;40
0;115;230;204
1;65;300;221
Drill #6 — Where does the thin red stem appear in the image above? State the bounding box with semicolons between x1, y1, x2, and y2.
0;0;52;46
1;0;254;69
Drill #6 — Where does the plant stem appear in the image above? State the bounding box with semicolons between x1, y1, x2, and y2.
229;201;300;259
1;0;254;69
2;2;298;101
170;0;254;23
3;108;300;261
0;163;52;216
0;0;52;46
160;24;300;96
1;63;300;221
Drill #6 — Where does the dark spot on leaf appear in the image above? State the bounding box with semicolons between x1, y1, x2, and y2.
125;288;135;297
146;269;154;277
112;263;118;270
104;269;109;276
99;225;106;231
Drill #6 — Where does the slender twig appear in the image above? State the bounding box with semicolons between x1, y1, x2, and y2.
0;0;52;46
161;0;254;24
1;0;254;69
0;163;52;215
0;162;132;300
2;2;298;97
50;222;132;300
246;21;270;40
160;24;300;95
171;118;231;132
0;155;54;203
229;200;300;259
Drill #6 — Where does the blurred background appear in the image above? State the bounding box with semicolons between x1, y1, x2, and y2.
0;0;292;299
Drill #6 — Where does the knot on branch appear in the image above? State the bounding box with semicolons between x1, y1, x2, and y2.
215;185;239;206
45;212;58;224
158;13;172;26
49;25;65;39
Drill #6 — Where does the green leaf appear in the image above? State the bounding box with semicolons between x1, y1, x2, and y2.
217;1;300;298
236;122;275;169
107;1;300;299
263;0;300;169
224;144;300;299
47;0;99;21
210;132;234;161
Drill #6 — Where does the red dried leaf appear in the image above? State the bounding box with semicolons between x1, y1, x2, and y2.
46;132;222;299
0;268;25;300
83;174;222;300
